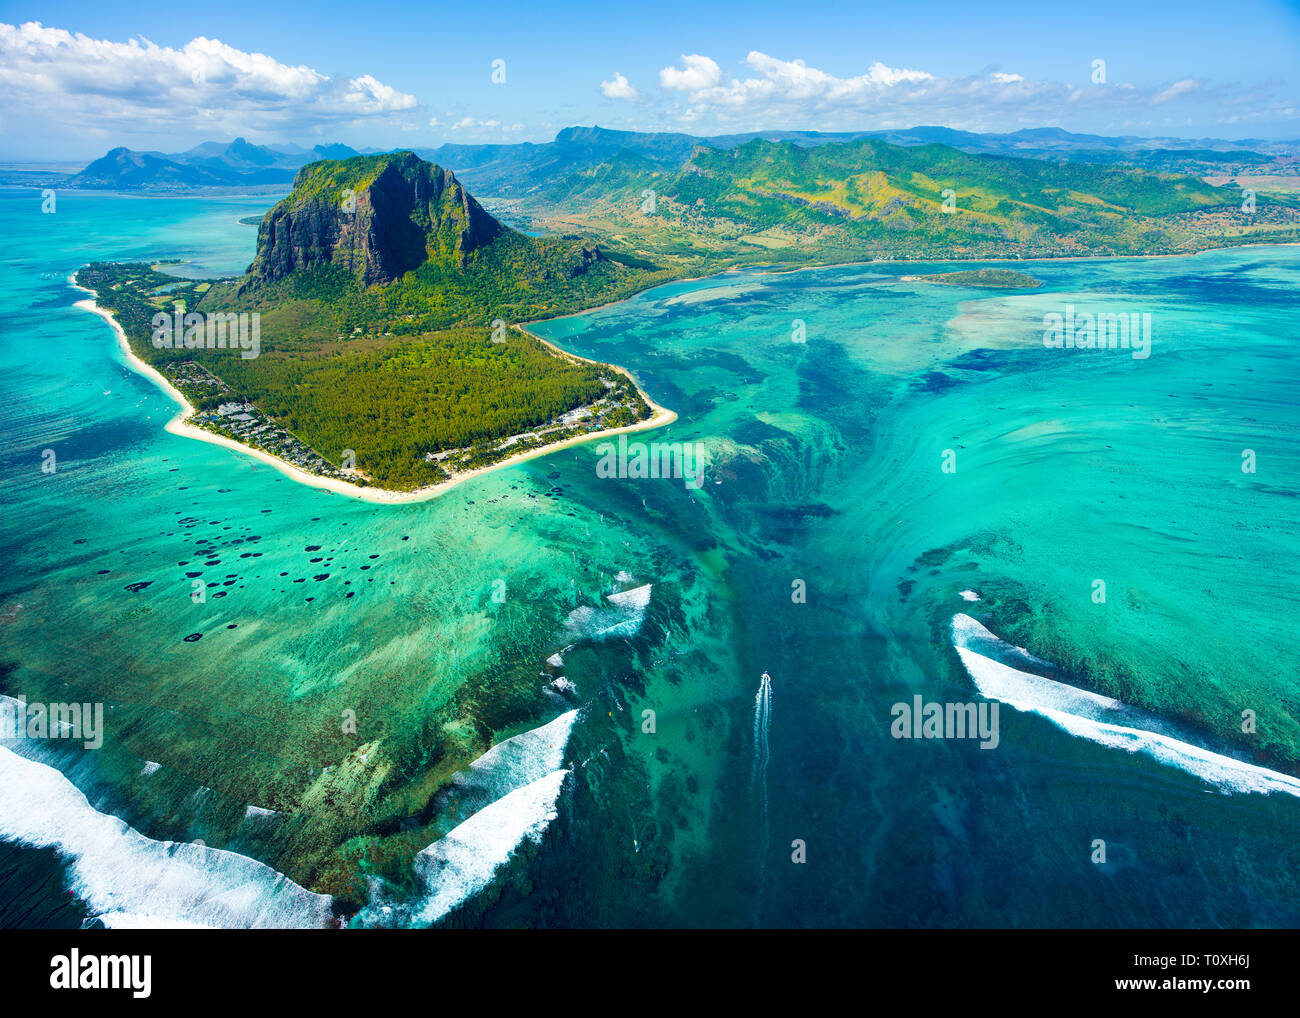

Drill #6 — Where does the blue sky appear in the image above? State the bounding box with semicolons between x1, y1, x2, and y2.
1;0;1297;159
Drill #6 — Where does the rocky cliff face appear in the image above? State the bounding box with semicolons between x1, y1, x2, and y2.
244;152;503;290
566;242;605;276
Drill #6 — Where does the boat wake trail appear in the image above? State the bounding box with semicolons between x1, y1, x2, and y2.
751;671;773;880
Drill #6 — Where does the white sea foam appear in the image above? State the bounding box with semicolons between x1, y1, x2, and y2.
607;583;652;611
546;652;564;668
959;589;981;602
951;614;1300;798
97;911;213;930
454;710;577;802
412;768;570;924
352;710;580;927
140;761;161;776
563;583;652;641
0;743;335;928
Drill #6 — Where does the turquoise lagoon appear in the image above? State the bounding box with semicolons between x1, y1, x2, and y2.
0;186;1298;927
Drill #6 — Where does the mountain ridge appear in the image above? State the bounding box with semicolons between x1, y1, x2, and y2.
64;137;362;189
58;125;1299;192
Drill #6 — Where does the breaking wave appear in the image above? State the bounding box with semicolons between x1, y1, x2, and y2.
0;742;334;928
563;583;652;641
951;614;1300;798
411;768;570;925
356;709;581;927
448;709;577;810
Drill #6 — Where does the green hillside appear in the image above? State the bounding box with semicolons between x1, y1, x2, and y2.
524;137;1300;265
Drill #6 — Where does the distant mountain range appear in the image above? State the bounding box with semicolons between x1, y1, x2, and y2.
530;134;1300;265
62;137;361;189
419;125;1298;199
50;125;1299;192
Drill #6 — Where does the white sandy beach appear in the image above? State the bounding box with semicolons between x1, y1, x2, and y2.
70;276;676;505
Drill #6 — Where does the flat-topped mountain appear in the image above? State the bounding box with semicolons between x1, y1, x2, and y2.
245;152;502;289
219;150;651;330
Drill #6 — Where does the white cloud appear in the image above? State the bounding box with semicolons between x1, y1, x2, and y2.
433;116;539;142
344;74;417;113
653;51;936;114
628;52;1266;135
1152;78;1201;105
600;72;640;101
659;54;723;93
0;21;416;138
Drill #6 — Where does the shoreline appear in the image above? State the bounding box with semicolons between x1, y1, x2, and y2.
70;276;676;506
512;322;677;421
713;238;1300;279
519;237;1300;313
70;238;1295;505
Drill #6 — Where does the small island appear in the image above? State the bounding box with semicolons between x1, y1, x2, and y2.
900;268;1044;288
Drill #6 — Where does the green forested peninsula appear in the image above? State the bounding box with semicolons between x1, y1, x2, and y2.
78;152;666;490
